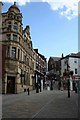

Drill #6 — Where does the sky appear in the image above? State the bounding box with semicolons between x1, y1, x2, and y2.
1;0;79;60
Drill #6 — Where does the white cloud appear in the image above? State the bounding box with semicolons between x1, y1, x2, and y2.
1;0;80;20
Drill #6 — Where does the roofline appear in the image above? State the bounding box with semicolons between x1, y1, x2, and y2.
60;55;80;60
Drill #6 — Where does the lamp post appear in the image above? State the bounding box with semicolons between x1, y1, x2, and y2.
67;63;70;98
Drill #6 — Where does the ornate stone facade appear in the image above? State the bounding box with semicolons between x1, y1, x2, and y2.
2;2;35;94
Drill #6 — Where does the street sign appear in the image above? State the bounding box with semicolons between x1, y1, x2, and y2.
72;76;80;81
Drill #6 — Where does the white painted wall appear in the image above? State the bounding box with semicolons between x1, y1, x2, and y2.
61;57;80;77
69;57;78;75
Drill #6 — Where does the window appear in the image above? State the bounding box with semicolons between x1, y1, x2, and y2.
24;71;26;85
27;58;29;65
7;34;11;40
11;47;16;59
8;13;13;18
75;69;77;74
13;34;17;41
13;22;18;30
74;60;77;63
7;21;11;30
20;25;21;32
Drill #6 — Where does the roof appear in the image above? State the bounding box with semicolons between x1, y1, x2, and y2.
49;57;61;61
8;2;20;12
61;52;80;60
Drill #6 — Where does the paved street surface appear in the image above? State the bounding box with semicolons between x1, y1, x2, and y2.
0;95;2;120
2;89;78;119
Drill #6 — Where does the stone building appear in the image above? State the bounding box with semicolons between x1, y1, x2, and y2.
48;57;61;81
0;2;3;93
2;2;35;94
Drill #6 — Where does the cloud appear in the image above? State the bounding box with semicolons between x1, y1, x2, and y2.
41;0;79;20
1;0;80;20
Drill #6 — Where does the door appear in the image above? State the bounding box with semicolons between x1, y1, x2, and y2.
7;76;15;94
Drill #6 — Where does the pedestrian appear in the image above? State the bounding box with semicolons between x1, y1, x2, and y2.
27;88;30;95
58;81;61;90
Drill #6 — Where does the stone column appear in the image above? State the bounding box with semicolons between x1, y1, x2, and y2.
4;73;7;94
15;73;20;93
10;46;12;58
16;47;18;59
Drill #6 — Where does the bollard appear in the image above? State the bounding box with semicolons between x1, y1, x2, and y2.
68;79;70;98
27;88;29;95
36;83;39;93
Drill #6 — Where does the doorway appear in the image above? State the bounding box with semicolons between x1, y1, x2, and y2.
7;76;15;94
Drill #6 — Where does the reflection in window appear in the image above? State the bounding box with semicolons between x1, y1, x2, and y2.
11;47;16;59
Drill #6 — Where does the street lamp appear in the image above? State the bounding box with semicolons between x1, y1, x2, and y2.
67;63;70;98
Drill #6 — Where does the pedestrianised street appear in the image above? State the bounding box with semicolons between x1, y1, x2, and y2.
2;89;78;119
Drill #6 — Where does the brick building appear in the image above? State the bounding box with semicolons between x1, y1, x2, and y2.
48;57;61;81
34;49;47;89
